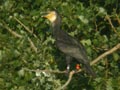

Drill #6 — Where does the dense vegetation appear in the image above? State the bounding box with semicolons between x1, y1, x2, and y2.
0;0;120;90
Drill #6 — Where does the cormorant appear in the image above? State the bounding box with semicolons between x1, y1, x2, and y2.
42;11;96;77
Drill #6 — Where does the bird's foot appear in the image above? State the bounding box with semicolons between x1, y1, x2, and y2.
65;65;70;76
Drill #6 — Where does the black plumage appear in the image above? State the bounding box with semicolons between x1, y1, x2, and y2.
42;11;95;77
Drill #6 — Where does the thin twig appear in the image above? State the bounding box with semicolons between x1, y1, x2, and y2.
91;43;120;65
57;71;75;90
1;20;22;38
24;68;66;74
14;17;32;33
94;20;98;31
13;17;38;38
115;14;120;25
105;14;120;36
28;37;38;53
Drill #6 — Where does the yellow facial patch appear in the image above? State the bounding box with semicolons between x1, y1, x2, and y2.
43;11;56;22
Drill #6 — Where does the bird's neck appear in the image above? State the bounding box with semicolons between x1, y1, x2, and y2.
52;19;61;38
52;24;60;38
52;22;60;31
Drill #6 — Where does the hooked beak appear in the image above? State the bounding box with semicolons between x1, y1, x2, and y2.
41;11;52;18
41;12;49;18
41;11;57;23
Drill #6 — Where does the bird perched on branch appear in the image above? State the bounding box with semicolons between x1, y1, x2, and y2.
42;11;96;77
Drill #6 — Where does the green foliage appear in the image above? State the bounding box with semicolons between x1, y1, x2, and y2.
0;0;120;90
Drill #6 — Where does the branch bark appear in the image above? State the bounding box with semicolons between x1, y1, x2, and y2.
14;17;32;34
28;37;38;53
1;20;22;38
116;14;120;25
105;14;120;36
13;17;38;38
57;71;75;90
91;43;120;65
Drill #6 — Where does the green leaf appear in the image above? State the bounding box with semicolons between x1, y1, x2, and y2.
113;53;119;61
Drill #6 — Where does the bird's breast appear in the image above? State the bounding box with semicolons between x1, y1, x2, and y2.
56;41;79;55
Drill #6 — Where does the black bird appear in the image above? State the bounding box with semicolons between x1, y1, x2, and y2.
42;11;96;77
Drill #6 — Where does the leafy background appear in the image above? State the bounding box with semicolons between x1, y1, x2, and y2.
0;0;120;90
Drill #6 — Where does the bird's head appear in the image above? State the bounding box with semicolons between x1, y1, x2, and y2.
42;11;57;23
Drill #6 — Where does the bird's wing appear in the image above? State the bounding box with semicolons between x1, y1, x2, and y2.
55;29;89;61
56;30;80;46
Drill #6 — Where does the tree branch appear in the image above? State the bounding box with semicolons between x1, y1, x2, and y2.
28;37;38;53
105;14;120;36
13;17;32;34
115;14;120;25
24;68;66;74
1;20;22;38
13;17;38;38
57;71;75;90
91;43;120;65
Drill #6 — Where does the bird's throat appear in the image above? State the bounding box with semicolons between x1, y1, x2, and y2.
52;24;61;38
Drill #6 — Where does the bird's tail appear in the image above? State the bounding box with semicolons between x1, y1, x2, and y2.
84;64;96;78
